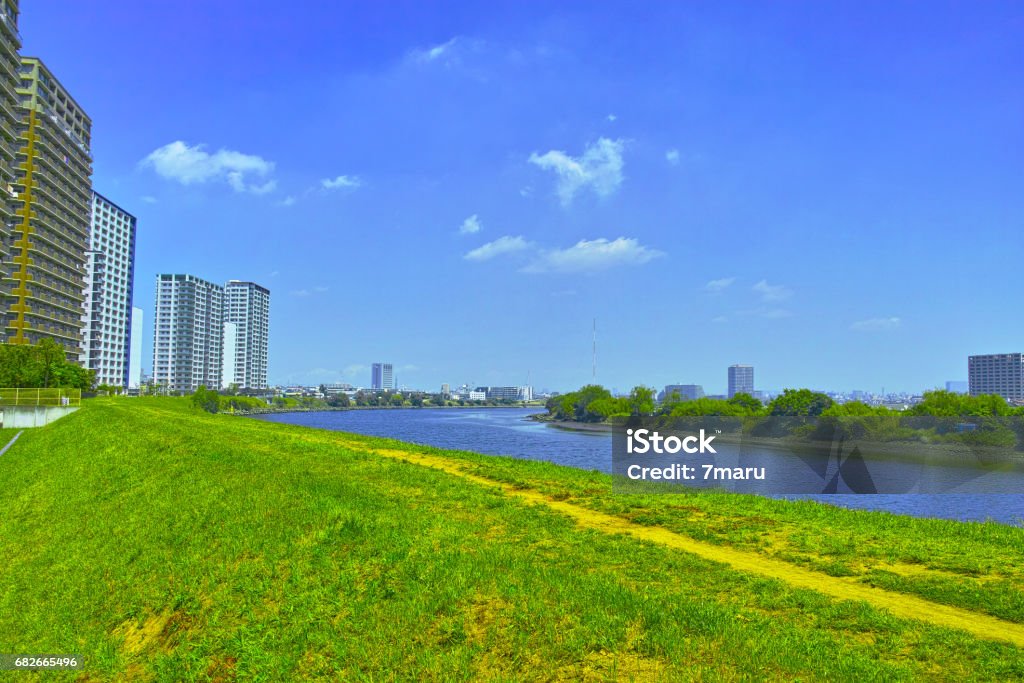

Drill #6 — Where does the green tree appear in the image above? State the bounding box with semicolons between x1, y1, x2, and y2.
0;339;95;390
191;386;220;413
670;398;746;417
658;390;684;415
908;390;1010;417
727;392;763;414
628;386;657;415
326;392;351;408
768;389;833;416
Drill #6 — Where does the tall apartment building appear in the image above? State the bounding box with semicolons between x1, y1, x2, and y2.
968;353;1024;402
1;56;92;356
728;364;754;398
80;192;136;388
222;280;270;390
371;362;393;391
153;274;224;394
0;1;20;266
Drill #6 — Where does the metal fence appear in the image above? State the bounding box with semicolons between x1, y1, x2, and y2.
0;388;82;407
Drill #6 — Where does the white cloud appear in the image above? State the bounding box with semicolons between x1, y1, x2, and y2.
712;316;728;323
529;137;625;206
140;195;158;204
607;114;617;122
277;195;296;207
704;277;735;292
464;235;533;261
752;279;793;302
247;179;277;194
666;149;680;166
321;175;362;190
851;317;901;331
459;214;482;235
416;37;458;62
290;285;329;297
141;141;275;194
524;237;663;274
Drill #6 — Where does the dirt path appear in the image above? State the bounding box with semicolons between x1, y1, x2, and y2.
332;438;1024;649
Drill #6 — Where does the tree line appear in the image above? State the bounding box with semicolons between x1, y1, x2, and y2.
546;385;1024;422
0;339;94;390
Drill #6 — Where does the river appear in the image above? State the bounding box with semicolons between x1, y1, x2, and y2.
252;407;1024;526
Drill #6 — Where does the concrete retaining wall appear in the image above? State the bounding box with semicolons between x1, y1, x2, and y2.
0;406;79;428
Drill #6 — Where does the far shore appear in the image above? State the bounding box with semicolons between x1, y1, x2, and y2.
529;415;613;433
237;404;544;416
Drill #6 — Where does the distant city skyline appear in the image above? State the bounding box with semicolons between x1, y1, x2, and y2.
19;2;1023;392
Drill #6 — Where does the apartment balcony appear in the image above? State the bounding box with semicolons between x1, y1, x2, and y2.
0;12;21;47
29;123;92;185
39;105;91;160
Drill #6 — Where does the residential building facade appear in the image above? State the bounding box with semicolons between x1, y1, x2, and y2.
968;354;1024;402
728;364;754;398
223;280;269;390
371;362;393;391
152;274;224;394
80;191;136;388
481;386;533;401
2;56;92;356
128;306;142;388
0;0;20;271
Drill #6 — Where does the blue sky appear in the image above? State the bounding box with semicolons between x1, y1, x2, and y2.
21;1;1024;394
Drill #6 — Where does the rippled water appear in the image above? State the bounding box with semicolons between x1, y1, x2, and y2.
253;407;1024;526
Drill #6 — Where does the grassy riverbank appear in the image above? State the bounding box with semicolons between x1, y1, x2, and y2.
0;398;1022;680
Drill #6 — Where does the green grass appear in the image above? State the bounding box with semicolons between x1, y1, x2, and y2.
0;398;1021;681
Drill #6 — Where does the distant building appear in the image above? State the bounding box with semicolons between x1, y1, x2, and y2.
128;307;143;389
662;384;704;401
468;390;487;401
483;386;533;401
223;281;270;390
322;383;353;395
728;365;754;398
371;362;394;391
153;274;224;394
221;322;238;388
945;380;968;394
968;354;1024;402
441;383;450;396
81;192;137;389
